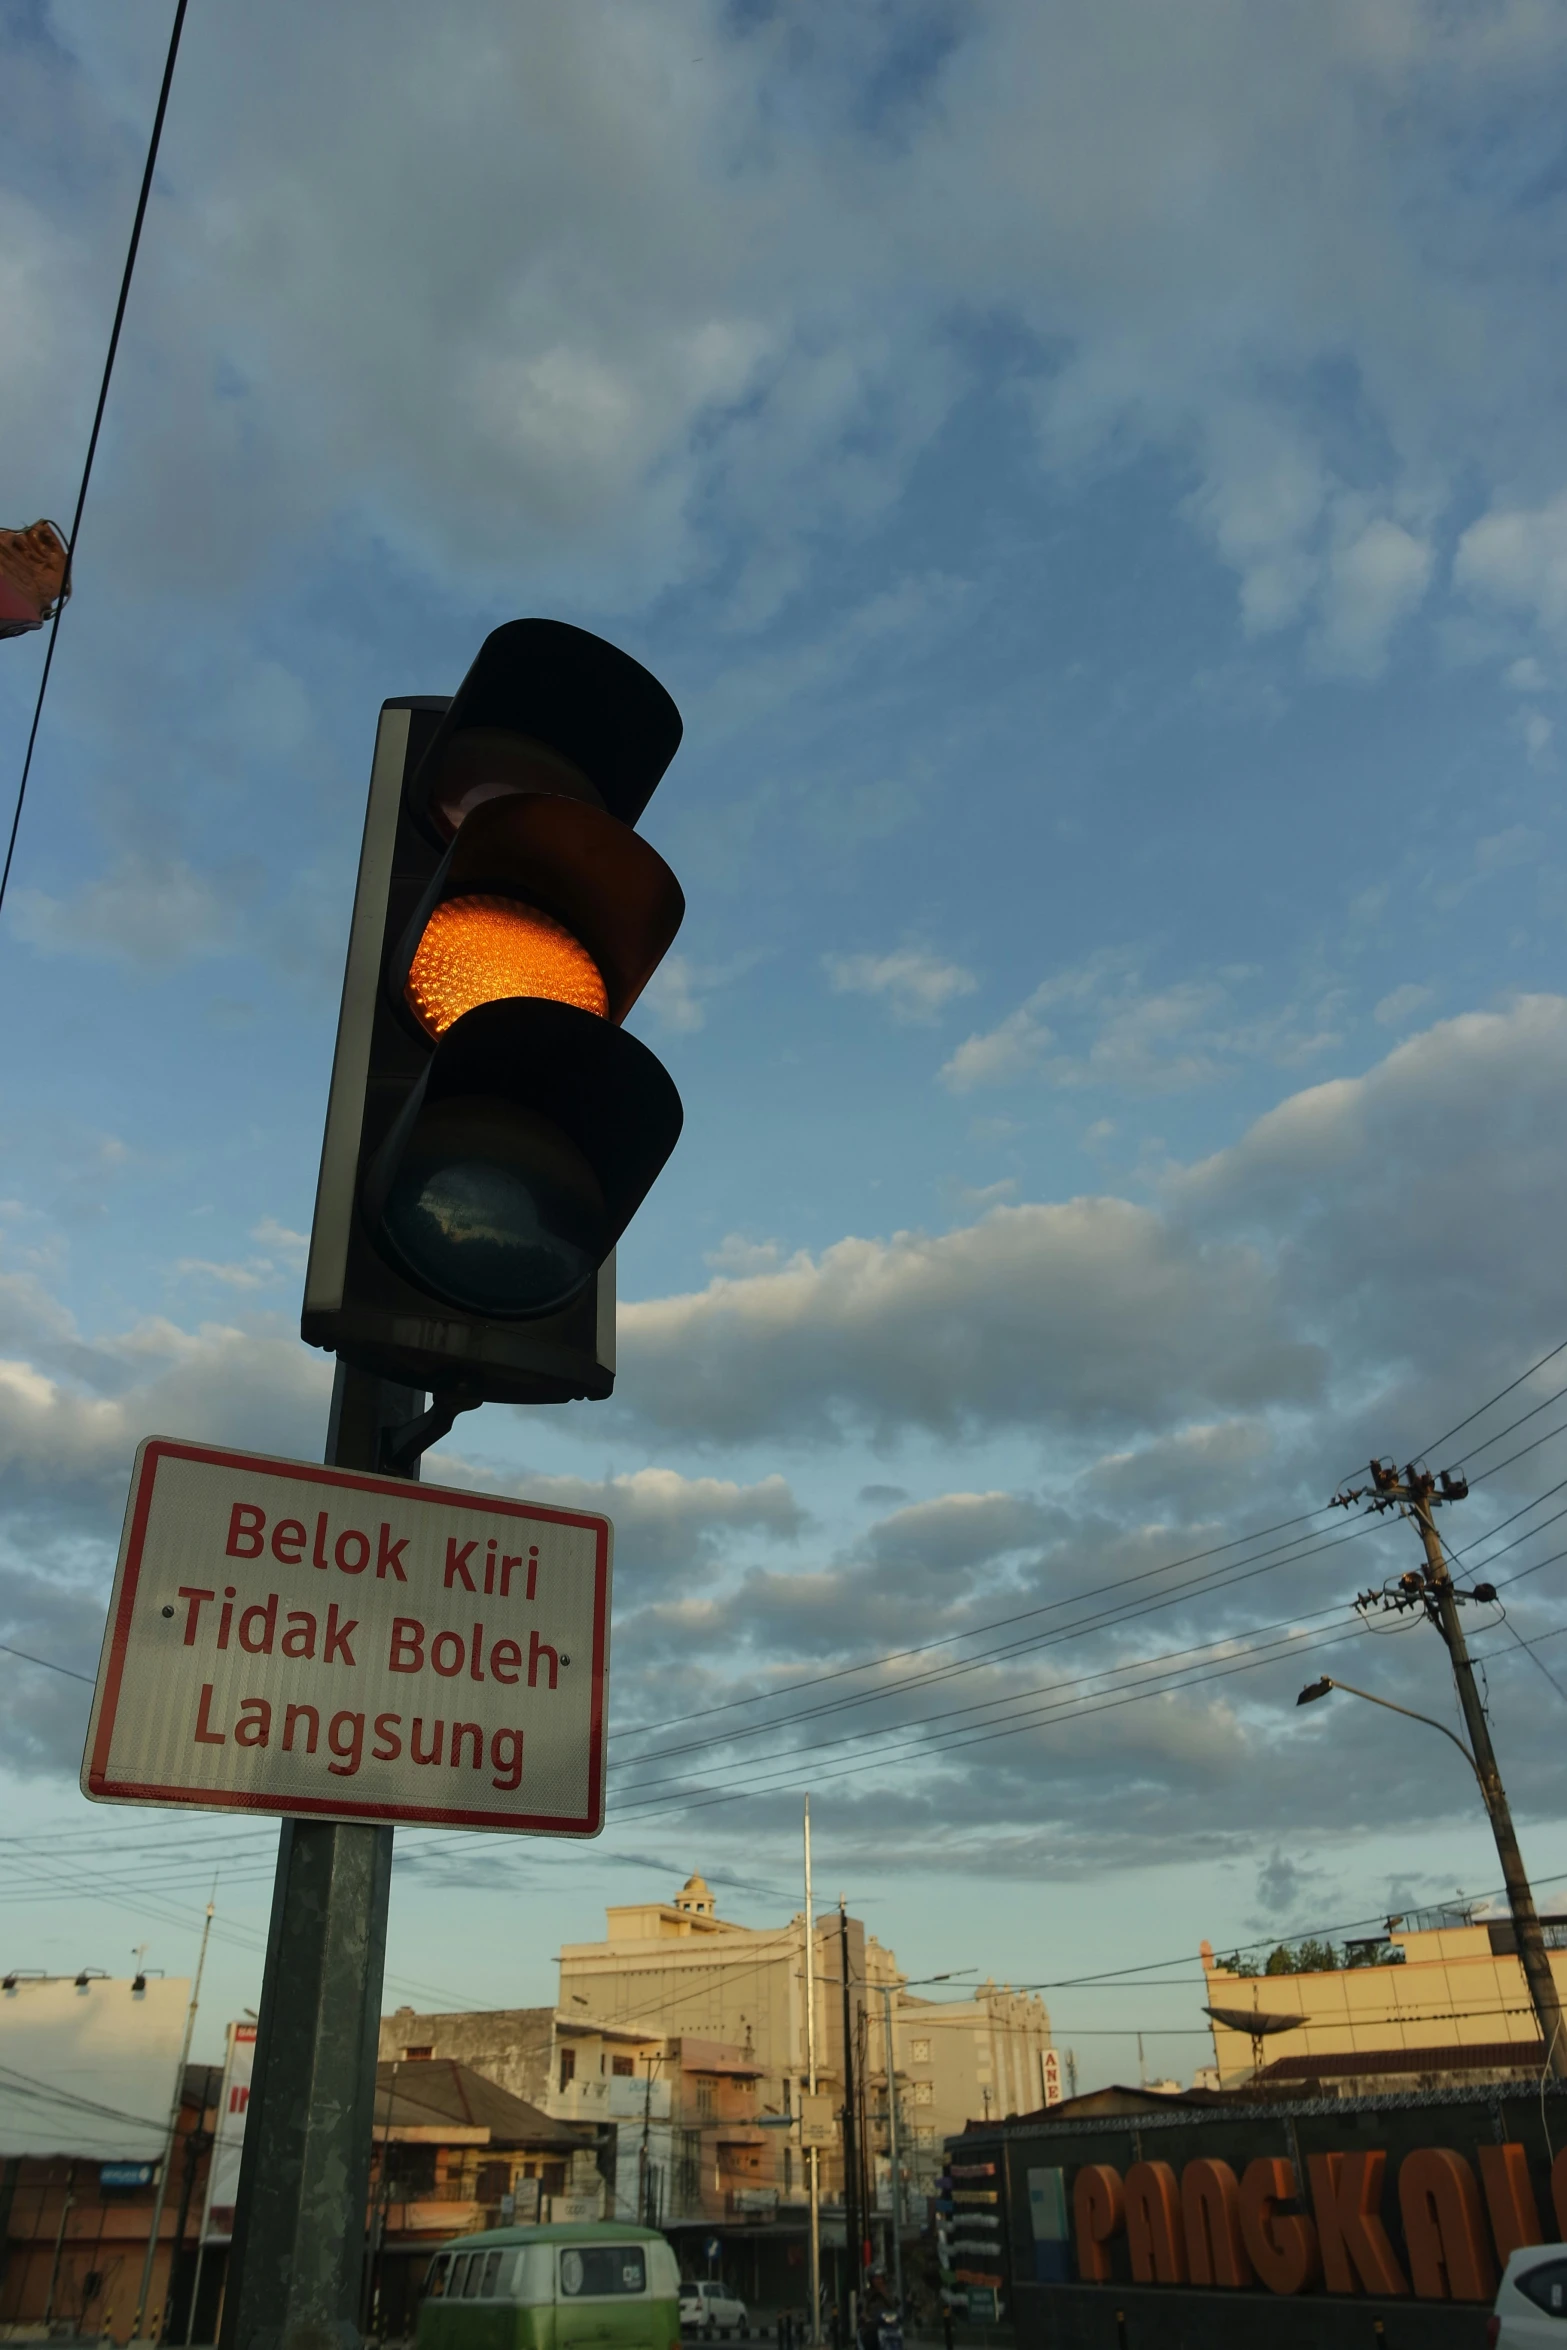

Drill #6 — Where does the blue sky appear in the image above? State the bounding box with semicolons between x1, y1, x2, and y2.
5;0;1567;2088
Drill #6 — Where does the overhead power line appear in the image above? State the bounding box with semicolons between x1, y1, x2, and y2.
608;1507;1334;1748
0;0;189;919
1417;1338;1567;1465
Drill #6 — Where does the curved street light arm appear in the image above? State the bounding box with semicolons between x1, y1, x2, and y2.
1318;1677;1483;1785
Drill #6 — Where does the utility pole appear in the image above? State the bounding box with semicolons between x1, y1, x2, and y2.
803;1801;821;2348
877;1984;903;2318
638;2052;663;2227
135;1899;214;2341
837;1900;860;2341
1339;1458;1567;2080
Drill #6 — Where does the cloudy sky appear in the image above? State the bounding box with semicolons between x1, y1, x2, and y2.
5;0;1567;2090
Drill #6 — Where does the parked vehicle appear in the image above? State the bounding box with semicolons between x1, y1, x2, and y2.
1491;2243;1567;2344
678;2279;750;2338
418;2222;681;2350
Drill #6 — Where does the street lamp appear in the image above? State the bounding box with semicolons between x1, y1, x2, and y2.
1295;1677;1482;1783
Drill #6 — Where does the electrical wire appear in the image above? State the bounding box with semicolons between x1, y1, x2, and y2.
605;1615;1374;1822
1469;1416;1567;1485
1415;1338;1567;1465
0;1639;94;1683
607;1514;1382;1773
1450;1379;1567;1471
610;1595;1363;1795
608;1507;1336;1748
0;0;190;919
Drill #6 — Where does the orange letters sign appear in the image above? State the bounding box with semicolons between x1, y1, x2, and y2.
1071;2142;1537;2303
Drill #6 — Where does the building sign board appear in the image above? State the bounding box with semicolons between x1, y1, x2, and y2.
201;2021;258;2241
100;2162;157;2188
82;1438;611;1835
798;2093;838;2148
0;1974;188;2162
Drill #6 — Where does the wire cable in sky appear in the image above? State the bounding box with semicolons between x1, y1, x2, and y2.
0;1639;94;1683
609;1506;1337;1748
1414;1337;1567;1465
0;0;189;921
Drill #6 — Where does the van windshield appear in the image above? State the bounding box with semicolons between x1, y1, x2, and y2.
559;2247;647;2298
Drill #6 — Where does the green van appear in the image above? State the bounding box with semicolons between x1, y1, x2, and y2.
416;2223;682;2350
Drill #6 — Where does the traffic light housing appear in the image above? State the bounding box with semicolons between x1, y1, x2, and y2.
302;621;685;1405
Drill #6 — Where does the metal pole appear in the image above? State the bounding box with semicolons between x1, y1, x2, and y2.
837;1901;860;2342
803;1799;821;2349
220;1363;422;2350
1410;1495;1567;2080
135;1902;215;2338
878;1986;902;2319
43;2164;76;2323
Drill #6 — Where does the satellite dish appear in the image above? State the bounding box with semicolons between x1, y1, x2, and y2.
1203;2003;1308;2084
1203;2005;1305;2037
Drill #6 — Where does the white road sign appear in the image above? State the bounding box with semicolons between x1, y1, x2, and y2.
82;1437;611;1834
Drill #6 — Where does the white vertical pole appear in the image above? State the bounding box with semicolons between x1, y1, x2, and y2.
804;1797;821;2347
135;1901;214;2340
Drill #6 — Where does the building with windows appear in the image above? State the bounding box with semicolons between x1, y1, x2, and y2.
380;1871;1053;2296
1200;1903;1567;2093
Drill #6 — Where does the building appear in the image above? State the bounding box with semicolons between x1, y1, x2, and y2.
893;1983;1059;2203
1201;1902;1567;2093
368;2059;596;2335
381;1868;1053;2296
0;1971;216;2346
0;2060;220;2346
380;2006;556;2109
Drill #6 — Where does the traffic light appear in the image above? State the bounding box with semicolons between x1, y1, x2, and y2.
302;620;685;1407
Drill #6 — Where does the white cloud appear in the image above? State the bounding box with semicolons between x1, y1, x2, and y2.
173;1258;273;1292
251;1217;311;1268
825;947;978;1023
1373;983;1432;1027
940;954;1337;1096
640;954;710;1034
1314;516;1433;676
613;994;1567;1461
1456;492;1567;645
617;1197;1318;1447
11;854;251;968
423;1456;804;1594
10;0;1567;666
940;997;1056;1092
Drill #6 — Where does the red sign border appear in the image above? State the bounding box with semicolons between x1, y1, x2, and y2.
84;1437;610;1836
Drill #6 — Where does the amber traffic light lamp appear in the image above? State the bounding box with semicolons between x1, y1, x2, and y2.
302;619;686;1411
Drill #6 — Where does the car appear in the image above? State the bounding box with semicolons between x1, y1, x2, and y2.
1490;2244;1567;2344
418;2223;682;2350
678;2279;750;2338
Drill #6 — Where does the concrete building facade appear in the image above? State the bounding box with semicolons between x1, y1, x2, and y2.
380;1871;1053;2268
1201;1907;1567;2092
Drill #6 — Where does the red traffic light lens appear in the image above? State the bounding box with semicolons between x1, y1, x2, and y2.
406;894;608;1037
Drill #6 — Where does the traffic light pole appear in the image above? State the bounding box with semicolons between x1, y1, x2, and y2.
220;1364;423;2350
1406;1492;1567;2081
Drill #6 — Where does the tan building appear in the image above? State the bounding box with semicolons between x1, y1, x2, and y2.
382;1869;1053;2261
559;1872;1053;2219
380;2006;556;2109
1201;1904;1567;2093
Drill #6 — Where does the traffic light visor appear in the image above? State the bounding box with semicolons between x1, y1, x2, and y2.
362;997;682;1320
406;896;608;1036
391;792;683;1032
409;619;683;837
379;1096;608;1318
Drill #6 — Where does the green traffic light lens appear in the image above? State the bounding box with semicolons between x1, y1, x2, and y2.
378;1098;608;1318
